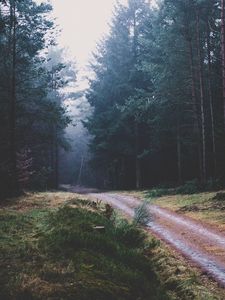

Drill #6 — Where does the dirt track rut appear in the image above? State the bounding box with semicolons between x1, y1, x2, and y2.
89;193;225;287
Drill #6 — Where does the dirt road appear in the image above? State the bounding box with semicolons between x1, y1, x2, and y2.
89;193;225;287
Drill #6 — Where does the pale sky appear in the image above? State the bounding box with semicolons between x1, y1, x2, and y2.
40;1;156;127
50;0;128;86
38;0;156;90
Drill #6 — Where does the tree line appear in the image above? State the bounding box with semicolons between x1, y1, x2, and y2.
86;0;225;189
0;0;75;199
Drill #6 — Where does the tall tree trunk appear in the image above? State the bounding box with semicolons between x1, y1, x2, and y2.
77;156;84;186
9;0;19;194
187;36;203;182
55;141;59;189
121;157;125;189
176;122;182;185
132;9;141;189
135;121;141;189
196;10;207;184
50;128;54;187
207;22;217;178
221;0;225;127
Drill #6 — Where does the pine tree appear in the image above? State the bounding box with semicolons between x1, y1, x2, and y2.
0;1;74;198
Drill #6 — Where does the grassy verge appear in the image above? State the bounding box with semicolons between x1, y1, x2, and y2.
146;235;225;300
119;191;225;299
131;189;225;231
0;192;224;299
0;192;169;300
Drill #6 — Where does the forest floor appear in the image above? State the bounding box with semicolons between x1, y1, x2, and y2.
1;191;224;299
88;191;225;298
1;191;169;300
132;190;225;231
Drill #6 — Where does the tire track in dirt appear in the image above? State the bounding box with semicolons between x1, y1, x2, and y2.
89;193;225;287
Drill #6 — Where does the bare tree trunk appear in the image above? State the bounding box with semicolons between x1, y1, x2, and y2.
207;22;217;178
55;141;59;189
121;157;125;189
50;127;55;187
196;10;207;184
135;160;141;189
77;156;84;186
187;37;203;182
177;123;182;185
135;121;141;189
132;9;141;190
221;0;225;128
9;0;19;194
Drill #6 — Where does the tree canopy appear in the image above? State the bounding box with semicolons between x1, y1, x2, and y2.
86;0;225;189
0;0;76;198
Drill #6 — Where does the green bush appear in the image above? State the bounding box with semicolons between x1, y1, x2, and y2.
145;188;172;198
176;179;199;195
30;167;52;191
41;207;116;256
113;219;146;248
212;192;225;201
133;201;152;226
38;206;169;300
205;178;224;191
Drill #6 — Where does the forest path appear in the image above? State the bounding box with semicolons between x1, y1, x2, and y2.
89;192;225;288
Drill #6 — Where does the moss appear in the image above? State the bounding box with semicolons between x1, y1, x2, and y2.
1;192;224;299
0;195;169;300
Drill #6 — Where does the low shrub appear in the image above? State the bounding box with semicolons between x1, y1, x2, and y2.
133;201;152;226
40;206;115;256
145;188;171;198
205;178;224;191
30;167;52;191
176;179;199;195
38;206;168;300
212;192;225;201
113;219;146;248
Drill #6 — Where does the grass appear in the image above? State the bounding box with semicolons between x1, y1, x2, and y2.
0;192;169;300
121;188;225;299
139;189;225;230
125;184;225;230
147;241;222;300
0;191;224;299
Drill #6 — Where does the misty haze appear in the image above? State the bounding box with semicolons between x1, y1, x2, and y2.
1;0;225;299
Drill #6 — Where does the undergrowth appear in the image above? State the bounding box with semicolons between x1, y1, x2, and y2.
0;193;222;300
0;198;168;300
145;179;225;199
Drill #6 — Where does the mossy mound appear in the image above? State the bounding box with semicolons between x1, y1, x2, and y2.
0;202;169;300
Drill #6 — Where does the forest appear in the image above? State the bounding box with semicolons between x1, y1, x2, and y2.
2;1;225;299
86;0;225;190
1;0;225;195
0;0;76;199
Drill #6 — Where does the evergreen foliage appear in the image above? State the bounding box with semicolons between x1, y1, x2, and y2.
0;0;76;198
86;0;225;190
